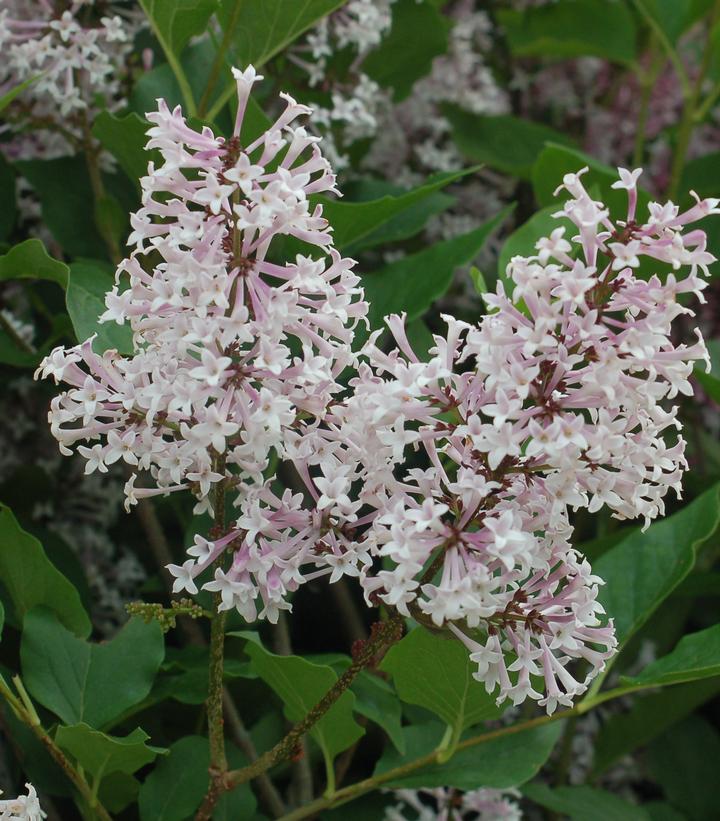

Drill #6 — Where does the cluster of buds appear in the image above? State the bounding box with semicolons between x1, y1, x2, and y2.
384;786;521;821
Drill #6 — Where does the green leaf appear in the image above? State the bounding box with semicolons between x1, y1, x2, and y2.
0;153;16;241
138;735;256;821
21;608;164;728
592;678;720;776
140;0;216;57
381;627;504;753
92;111;159;189
351;671;405;753
523;783;650;821
0;505;91;637
363;0;451;99
446;109;573;179
694;338;720;402
647;716;720;821
364;204;515;331
0;239;68;287
497;204;575;280
641;0;694;43
679;152;720;199
98;772;141;814
323;167;479;252
498;0;637;64
595;485;720;649
15;158;107;259
375;720;563;789
620;623;720;689
219;0;346;67
237;633;364;769
0;74;43;114
66;259;133;354
55;723;166;779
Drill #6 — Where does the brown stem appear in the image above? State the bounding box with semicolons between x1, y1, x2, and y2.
221;615;404;793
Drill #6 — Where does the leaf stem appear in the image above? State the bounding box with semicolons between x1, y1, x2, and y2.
0;676;112;821
222;615;404;792
198;1;243;118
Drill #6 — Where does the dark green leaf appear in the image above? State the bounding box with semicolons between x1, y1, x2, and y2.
0;239;68;287
66;259;134;354
694;339;720;402
592;678;720;776
364;204;514;331
680;152;720;199
641;0;693;43
595;485;720;649
0;505;90;637
15;158;107;258
0;153;16;241
98;772;141;814
381;627;504;747
647;717;720;821
92;111;159;189
219;0;346;67
446;109;573;179
375;720;563;789
523;783;650;821
621;623;720;688
364;0;451;99
55;723;166;779
238;633;364;767
324;167;478;252
498;0;637;64
138;735;256;821
21;608;164;728
351;671;405;753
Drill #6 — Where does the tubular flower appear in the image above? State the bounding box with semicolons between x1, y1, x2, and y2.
37;66;367;623
310;167;714;712
383;787;521;821
0;783;46;821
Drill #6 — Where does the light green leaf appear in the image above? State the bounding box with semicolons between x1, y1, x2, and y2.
139;735;256;821
592;678;720;776
219;0;346;67
21;607;164;728
523;783;650;821
375;720;563;789
497;204;575;280
364;204;515;331
363;0;451;99
66;259;133;354
0;239;69;288
381;627;504;752
621;623;720;689
0;505;90;637
55;723;166;779
236;632;364;770
595;485;720;649
498;0;637;64
446;109;573;179
0;74;43;114
140;0;216;57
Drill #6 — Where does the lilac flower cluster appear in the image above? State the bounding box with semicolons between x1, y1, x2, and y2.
0;783;45;821
37;66;367;624
38;68;714;712
384;787;521;821
309;168;714;713
0;1;139;159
